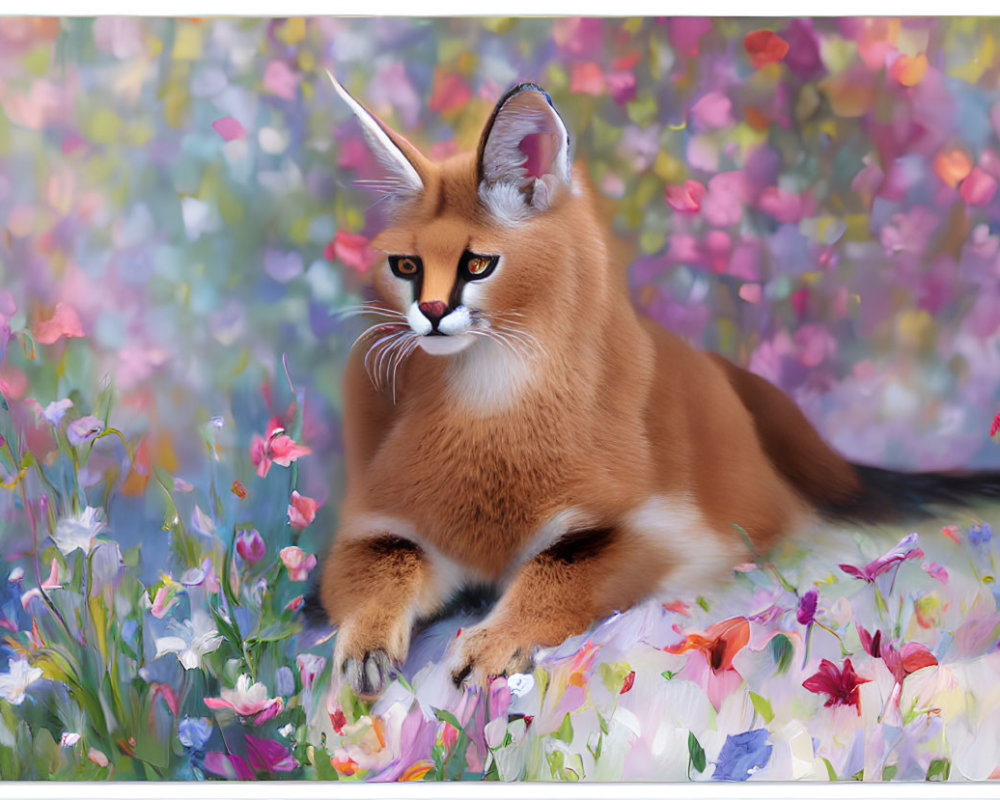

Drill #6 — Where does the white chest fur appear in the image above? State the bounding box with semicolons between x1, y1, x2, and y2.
445;336;537;414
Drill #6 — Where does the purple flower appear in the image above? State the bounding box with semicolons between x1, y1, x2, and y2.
969;523;993;545
712;729;772;781
236;529;266;564
178;716;213;751
796;589;818;626
839;533;924;582
202;751;254;780
66;415;104;446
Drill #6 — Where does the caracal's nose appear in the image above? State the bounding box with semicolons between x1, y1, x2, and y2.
418;300;447;328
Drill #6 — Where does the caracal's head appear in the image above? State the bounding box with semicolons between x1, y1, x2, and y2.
331;75;599;369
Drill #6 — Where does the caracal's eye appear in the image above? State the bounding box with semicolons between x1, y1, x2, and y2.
390;255;422;279
461;251;499;280
468;256;490;275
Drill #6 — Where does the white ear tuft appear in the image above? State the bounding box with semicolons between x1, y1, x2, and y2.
477;84;572;224
327;70;424;199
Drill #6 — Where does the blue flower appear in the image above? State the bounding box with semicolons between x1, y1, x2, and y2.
969;523;993;545
713;728;773;781
178;716;213;751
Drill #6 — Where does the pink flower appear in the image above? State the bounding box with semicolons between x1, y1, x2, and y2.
665;617;749;710
296;653;327;690
992;412;1000;438
689;91;733;130
33;302;84;344
667;17;712;58
570;61;606;95
280;546;317;581
701;171;749;227
429;70;471;113
960;167;998;206
211;116;246;142
263;60;298;100
204;674;284;724
250;420;311;478
757;186;815;223
802;658;869;715
40;558;61;590
236;529;266;564
922;561;949;584
839;533;924;582
151;581;180;619
329;231;377;274
87;747;109;767
287;491;319;531
664;180;705;213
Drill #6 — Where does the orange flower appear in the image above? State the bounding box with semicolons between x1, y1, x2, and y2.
664;616;749;673
399;760;435;781
567;639;599;687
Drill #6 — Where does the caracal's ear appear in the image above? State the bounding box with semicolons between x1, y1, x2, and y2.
476;83;572;225
327;70;428;203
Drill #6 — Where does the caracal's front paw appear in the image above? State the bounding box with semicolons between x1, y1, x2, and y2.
334;615;411;701
450;624;534;687
342;649;395;700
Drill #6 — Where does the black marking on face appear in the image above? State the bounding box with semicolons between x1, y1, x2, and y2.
540;526;615;565
448;250;499;311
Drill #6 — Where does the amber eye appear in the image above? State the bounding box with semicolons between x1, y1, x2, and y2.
461;252;498;280
467;256;490;275
389;255;422;279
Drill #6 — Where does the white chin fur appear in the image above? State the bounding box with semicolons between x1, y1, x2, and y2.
417;334;476;356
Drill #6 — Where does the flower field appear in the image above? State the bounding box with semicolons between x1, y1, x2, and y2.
1;16;1000;782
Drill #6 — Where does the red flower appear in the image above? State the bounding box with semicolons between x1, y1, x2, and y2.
991;412;1000;438
620;670;636;694
744;30;790;68
802;658;869;715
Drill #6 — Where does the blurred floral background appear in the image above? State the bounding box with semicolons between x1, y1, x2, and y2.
1;16;999;783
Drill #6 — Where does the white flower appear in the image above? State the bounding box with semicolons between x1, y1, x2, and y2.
506;673;535;697
154;611;223;670
0;658;44;705
60;732;81;747
51;507;107;555
278;723;295;738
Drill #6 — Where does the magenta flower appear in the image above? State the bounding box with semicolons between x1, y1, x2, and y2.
802;658;869;715
287;491;319;531
250;420;311;478
839;533;924;582
204;674;284;725
279;546;316;582
245;734;298;773
796;589;818;625
991;412;1000;439
236;529;266;564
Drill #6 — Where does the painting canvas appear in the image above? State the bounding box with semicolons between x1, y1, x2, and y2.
1;15;1000;785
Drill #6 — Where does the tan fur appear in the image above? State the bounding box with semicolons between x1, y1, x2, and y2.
321;85;862;694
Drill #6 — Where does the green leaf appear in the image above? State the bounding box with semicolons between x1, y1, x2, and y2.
926;758;950;781
688;731;706;773
882;764;898;781
553;712;573;743
597;661;631;694
433;708;465;733
662;670;675;680
749;691;774;723
852;768;864;780
822;757;837;781
696;596;710;612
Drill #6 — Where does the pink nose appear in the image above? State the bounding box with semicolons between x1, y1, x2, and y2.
419;301;446;321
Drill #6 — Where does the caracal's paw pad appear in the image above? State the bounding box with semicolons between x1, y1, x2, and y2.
450;626;533;688
343;649;394;700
